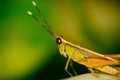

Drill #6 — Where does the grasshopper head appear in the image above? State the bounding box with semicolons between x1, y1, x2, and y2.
54;34;68;57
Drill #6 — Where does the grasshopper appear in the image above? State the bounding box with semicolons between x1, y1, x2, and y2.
27;1;120;76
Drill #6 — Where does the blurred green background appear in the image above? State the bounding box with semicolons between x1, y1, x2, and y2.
0;0;120;80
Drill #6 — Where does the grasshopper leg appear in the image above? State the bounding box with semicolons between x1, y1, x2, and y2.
88;68;94;74
64;43;73;76
88;68;99;77
65;57;73;76
87;60;99;77
70;60;77;75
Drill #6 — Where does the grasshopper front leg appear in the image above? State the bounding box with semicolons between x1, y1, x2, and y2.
64;43;73;76
64;43;78;76
65;56;73;76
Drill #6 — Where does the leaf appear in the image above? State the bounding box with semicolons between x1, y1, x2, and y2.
61;73;120;80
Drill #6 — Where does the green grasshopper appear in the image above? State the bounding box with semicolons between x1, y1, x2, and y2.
27;1;120;76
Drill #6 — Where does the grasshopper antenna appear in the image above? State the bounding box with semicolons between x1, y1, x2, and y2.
27;1;54;37
32;1;50;29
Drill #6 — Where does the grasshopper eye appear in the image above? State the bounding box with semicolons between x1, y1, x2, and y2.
56;38;62;44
